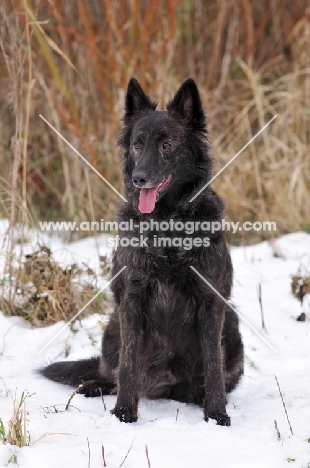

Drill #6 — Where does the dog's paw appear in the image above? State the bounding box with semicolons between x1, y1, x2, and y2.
76;381;104;398
205;411;231;426
111;405;138;423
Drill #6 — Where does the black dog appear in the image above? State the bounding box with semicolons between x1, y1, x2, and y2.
41;78;244;426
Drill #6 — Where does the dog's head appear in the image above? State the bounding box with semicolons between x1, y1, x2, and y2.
118;78;211;214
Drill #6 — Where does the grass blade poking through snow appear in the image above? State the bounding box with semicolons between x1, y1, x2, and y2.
145;445;151;468
101;444;106;467
87;437;90;468
274;375;293;436
0;390;33;447
119;435;136;468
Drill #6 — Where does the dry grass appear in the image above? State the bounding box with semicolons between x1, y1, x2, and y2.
208;60;310;242
0;244;112;326
0;390;31;447
0;0;309;321
291;268;310;305
0;0;309;238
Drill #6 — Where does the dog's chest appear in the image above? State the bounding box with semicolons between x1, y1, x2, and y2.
145;279;197;329
119;243;195;281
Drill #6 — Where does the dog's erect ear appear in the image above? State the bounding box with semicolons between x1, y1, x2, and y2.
124;78;157;120
167;79;205;126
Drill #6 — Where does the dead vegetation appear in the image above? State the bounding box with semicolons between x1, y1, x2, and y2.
0;1;309;237
291;267;310;320
0;390;31;448
0;244;112;326
0;0;309;322
291;272;310;305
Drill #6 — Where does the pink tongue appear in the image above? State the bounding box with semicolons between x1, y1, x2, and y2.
139;187;159;213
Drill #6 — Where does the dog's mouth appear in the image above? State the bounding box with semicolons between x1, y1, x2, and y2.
138;175;172;214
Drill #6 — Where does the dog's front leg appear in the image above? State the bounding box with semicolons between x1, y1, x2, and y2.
111;297;142;423
199;297;230;426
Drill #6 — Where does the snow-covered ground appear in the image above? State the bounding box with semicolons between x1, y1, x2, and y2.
0;227;310;468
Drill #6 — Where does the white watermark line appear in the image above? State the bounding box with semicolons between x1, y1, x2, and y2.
38;266;127;354
189;115;277;203
39;114;127;203
190;266;278;354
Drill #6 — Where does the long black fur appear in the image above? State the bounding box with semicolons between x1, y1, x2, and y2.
40;78;244;425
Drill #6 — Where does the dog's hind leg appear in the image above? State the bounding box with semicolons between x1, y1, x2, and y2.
80;310;122;398
77;379;116;397
40;310;122;398
222;306;244;393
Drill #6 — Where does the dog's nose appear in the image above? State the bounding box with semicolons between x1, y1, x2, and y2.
132;171;148;187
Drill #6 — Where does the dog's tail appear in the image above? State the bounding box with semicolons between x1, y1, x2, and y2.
39;357;101;387
39;357;116;396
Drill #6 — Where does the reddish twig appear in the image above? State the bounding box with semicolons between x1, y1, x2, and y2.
145;445;151;468
274;375;293;435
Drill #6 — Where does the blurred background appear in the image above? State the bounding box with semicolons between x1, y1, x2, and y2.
0;0;309;244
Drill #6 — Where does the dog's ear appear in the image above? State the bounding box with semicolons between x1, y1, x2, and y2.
167;79;205;126
124;78;157;121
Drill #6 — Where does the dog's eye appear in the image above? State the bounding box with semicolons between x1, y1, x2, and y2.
133;142;142;150
162;142;171;150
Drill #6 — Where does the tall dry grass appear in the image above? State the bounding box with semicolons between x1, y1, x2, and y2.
0;390;30;447
0;0;309;241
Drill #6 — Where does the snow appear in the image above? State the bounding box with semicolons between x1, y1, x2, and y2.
0;227;310;467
